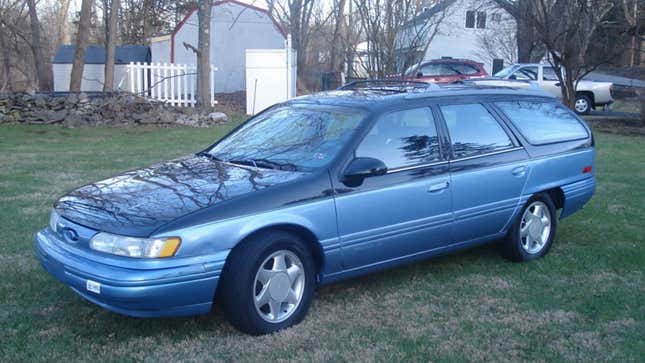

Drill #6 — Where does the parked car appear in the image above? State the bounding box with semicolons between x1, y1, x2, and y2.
404;58;488;84
36;82;596;335
494;63;614;114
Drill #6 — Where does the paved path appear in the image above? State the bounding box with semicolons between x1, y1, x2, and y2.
586;72;645;88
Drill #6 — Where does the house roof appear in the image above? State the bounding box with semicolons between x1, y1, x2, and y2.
53;45;151;64
403;0;458;29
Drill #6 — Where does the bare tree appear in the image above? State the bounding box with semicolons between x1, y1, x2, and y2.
70;0;93;92
56;0;72;46
623;0;642;66
531;0;614;109
196;0;212;108
268;0;317;77
328;0;347;71
353;0;447;78
26;0;51;91
103;0;120;92
488;0;545;62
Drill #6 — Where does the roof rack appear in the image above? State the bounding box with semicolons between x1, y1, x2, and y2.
338;79;436;93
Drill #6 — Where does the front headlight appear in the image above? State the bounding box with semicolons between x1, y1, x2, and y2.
89;232;181;258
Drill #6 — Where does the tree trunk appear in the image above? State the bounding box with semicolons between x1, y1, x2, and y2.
26;0;52;92
638;88;645;127
70;0;93;92
57;0;72;46
196;0;212;108
329;0;347;72
0;32;12;91
104;0;120;92
142;0;154;41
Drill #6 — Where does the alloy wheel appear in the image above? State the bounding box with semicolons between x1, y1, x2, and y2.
253;250;305;323
519;201;552;254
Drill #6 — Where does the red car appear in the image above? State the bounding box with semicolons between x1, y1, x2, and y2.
404;59;488;84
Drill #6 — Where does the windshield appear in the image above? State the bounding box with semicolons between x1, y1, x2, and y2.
494;65;521;78
207;105;366;172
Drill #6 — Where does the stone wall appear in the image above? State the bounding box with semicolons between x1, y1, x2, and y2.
0;93;229;127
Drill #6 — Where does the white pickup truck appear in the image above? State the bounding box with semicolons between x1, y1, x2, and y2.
494;63;614;114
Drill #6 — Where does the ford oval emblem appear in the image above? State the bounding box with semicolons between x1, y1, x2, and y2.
61;227;79;242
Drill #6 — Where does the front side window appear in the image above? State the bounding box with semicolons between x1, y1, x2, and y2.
511;66;538;80
495;101;589;144
356;108;441;170
209;105;365;171
440;103;513;158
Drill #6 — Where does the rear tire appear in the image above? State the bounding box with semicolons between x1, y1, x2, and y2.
218;230;316;335
574;94;592;115
501;193;557;262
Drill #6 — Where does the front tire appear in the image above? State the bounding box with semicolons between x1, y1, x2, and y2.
218;230;316;335
501;193;557;262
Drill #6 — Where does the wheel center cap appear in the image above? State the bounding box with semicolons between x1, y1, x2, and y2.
268;273;290;301
529;219;542;238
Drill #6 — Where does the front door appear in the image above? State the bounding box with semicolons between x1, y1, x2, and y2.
334;107;453;269
438;103;530;243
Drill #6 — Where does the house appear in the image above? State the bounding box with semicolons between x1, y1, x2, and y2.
395;0;517;74
150;0;287;93
52;45;150;92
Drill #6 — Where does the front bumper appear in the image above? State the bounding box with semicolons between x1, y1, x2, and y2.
35;228;228;318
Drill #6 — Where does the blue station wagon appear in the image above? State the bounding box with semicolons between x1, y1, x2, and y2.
35;81;596;335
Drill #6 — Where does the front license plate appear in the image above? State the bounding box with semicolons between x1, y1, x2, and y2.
86;279;101;294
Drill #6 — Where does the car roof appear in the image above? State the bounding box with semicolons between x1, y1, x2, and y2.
425;58;482;64
288;83;555;110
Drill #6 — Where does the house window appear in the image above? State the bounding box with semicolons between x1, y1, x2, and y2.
465;11;476;28
491;13;502;23
466;11;486;29
476;11;486;28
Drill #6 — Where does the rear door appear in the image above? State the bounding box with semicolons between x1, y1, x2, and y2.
437;103;530;243
541;66;564;98
335;107;453;269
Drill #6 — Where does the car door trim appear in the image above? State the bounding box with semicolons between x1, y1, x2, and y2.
450;146;525;162
386;160;449;174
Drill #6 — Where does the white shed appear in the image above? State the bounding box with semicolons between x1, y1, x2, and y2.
52;45;150;92
150;0;287;93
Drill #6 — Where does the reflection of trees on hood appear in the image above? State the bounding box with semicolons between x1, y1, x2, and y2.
55;156;303;228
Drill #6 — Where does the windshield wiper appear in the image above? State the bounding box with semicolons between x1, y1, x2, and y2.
228;158;299;171
196;151;223;162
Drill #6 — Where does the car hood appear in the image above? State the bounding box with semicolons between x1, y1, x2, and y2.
54;155;307;236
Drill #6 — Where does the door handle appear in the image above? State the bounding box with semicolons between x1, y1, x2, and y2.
512;166;528;177
428;181;449;193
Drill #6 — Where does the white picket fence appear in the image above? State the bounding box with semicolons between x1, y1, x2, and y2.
126;62;217;107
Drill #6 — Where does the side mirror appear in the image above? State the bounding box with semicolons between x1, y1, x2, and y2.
509;74;517;80
343;157;387;186
416;72;424;78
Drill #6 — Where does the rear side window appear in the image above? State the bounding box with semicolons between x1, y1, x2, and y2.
495;101;588;144
356;108;440;169
448;63;480;75
440;104;514;159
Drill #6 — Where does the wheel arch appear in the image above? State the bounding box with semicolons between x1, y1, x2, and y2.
231;223;325;278
543;187;565;210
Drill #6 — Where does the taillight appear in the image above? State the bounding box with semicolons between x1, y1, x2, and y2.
583;166;593;174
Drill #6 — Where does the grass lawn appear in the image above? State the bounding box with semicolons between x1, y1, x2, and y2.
0;124;643;362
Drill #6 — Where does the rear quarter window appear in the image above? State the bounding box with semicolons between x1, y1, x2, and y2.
495;101;589;144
